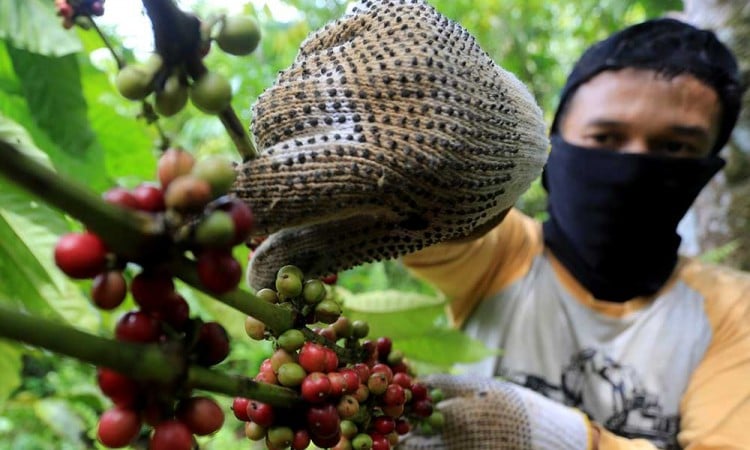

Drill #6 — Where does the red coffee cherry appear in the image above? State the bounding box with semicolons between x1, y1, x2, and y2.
196;249;242;294
150;420;193;450
291;429;311;450
232;397;250;421
103;187;139;209
246;400;275;428
97;368;139;407
372;416;396;435
91;271;127;310
194;321;230;366
306;403;341;439
115;311;161;343
54;232;108;279
130;270;174;312
176;396;225;436
383;383;406;407
132;183;166;212
97;406;142;448
301;372;331;404
298;342;329;373
376;337;392;360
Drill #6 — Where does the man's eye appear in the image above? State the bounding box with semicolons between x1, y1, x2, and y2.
587;133;619;147
660;141;699;156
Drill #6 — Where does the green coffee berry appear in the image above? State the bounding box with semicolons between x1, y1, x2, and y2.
302;279;326;304
195;211;235;247
190;71;232;114
277;362;306;387
314;299;341;324
216;16;261;56
277;329;305;352
192;156;237;197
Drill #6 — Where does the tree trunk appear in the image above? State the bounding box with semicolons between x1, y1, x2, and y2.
677;0;750;269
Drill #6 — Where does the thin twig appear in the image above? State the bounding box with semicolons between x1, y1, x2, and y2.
88;15;126;70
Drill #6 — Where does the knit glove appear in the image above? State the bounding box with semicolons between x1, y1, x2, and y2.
231;0;549;289
398;375;593;450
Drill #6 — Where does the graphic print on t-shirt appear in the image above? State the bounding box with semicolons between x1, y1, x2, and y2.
501;348;680;449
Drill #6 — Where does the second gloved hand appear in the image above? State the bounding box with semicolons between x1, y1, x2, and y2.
398;374;595;450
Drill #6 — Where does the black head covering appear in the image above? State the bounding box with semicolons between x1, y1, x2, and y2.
550;18;741;154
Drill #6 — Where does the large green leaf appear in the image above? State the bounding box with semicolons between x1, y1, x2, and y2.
341;289;446;339
0;0;82;56
0;115;99;330
34;398;88;446
75;30;157;183
0;340;22;403
397;329;499;366
6;46;108;191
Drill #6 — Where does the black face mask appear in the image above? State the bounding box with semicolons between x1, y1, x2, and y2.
542;135;724;302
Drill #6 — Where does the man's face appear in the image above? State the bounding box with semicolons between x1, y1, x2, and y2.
559;68;722;158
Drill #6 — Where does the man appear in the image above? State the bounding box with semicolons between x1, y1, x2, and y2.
235;1;748;448
401;17;748;450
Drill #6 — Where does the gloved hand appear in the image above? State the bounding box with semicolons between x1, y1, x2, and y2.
398;374;595;450
231;0;549;289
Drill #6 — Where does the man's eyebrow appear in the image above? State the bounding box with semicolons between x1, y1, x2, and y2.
670;125;710;140
584;119;625;128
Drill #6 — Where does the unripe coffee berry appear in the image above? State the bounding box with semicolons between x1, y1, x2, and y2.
352;320;370;339
244;315;266;340
216;16;261;56
277;362;306;387
352;433;374;450
336;395;360;419
195;211;235;247
158;148;195;189
115;65;153;100
164;175;212;212
276;272;302;299
192;156;236;197
267;426;294;448
315;299;342;324
245;421;266;441
302;279;326;304
256;288;279;303
190;71;232;114
277;329;305;352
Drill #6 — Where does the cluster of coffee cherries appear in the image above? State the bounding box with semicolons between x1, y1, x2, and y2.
55;0;105;29
114;15;260;118
53;148;254;449
234;266;444;449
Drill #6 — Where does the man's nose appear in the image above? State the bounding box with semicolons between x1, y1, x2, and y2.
619;138;650;155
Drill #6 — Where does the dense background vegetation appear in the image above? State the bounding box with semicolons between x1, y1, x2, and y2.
0;0;685;448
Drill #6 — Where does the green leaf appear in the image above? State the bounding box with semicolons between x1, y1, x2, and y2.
397;329;498;365
342;289;446;313
0;115;99;330
0;340;22;402
340;290;446;341
7;46;108;191
76;30;157;184
0;0;82;56
34;398;88;446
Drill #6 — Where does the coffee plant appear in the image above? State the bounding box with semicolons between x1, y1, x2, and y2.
0;1;484;448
